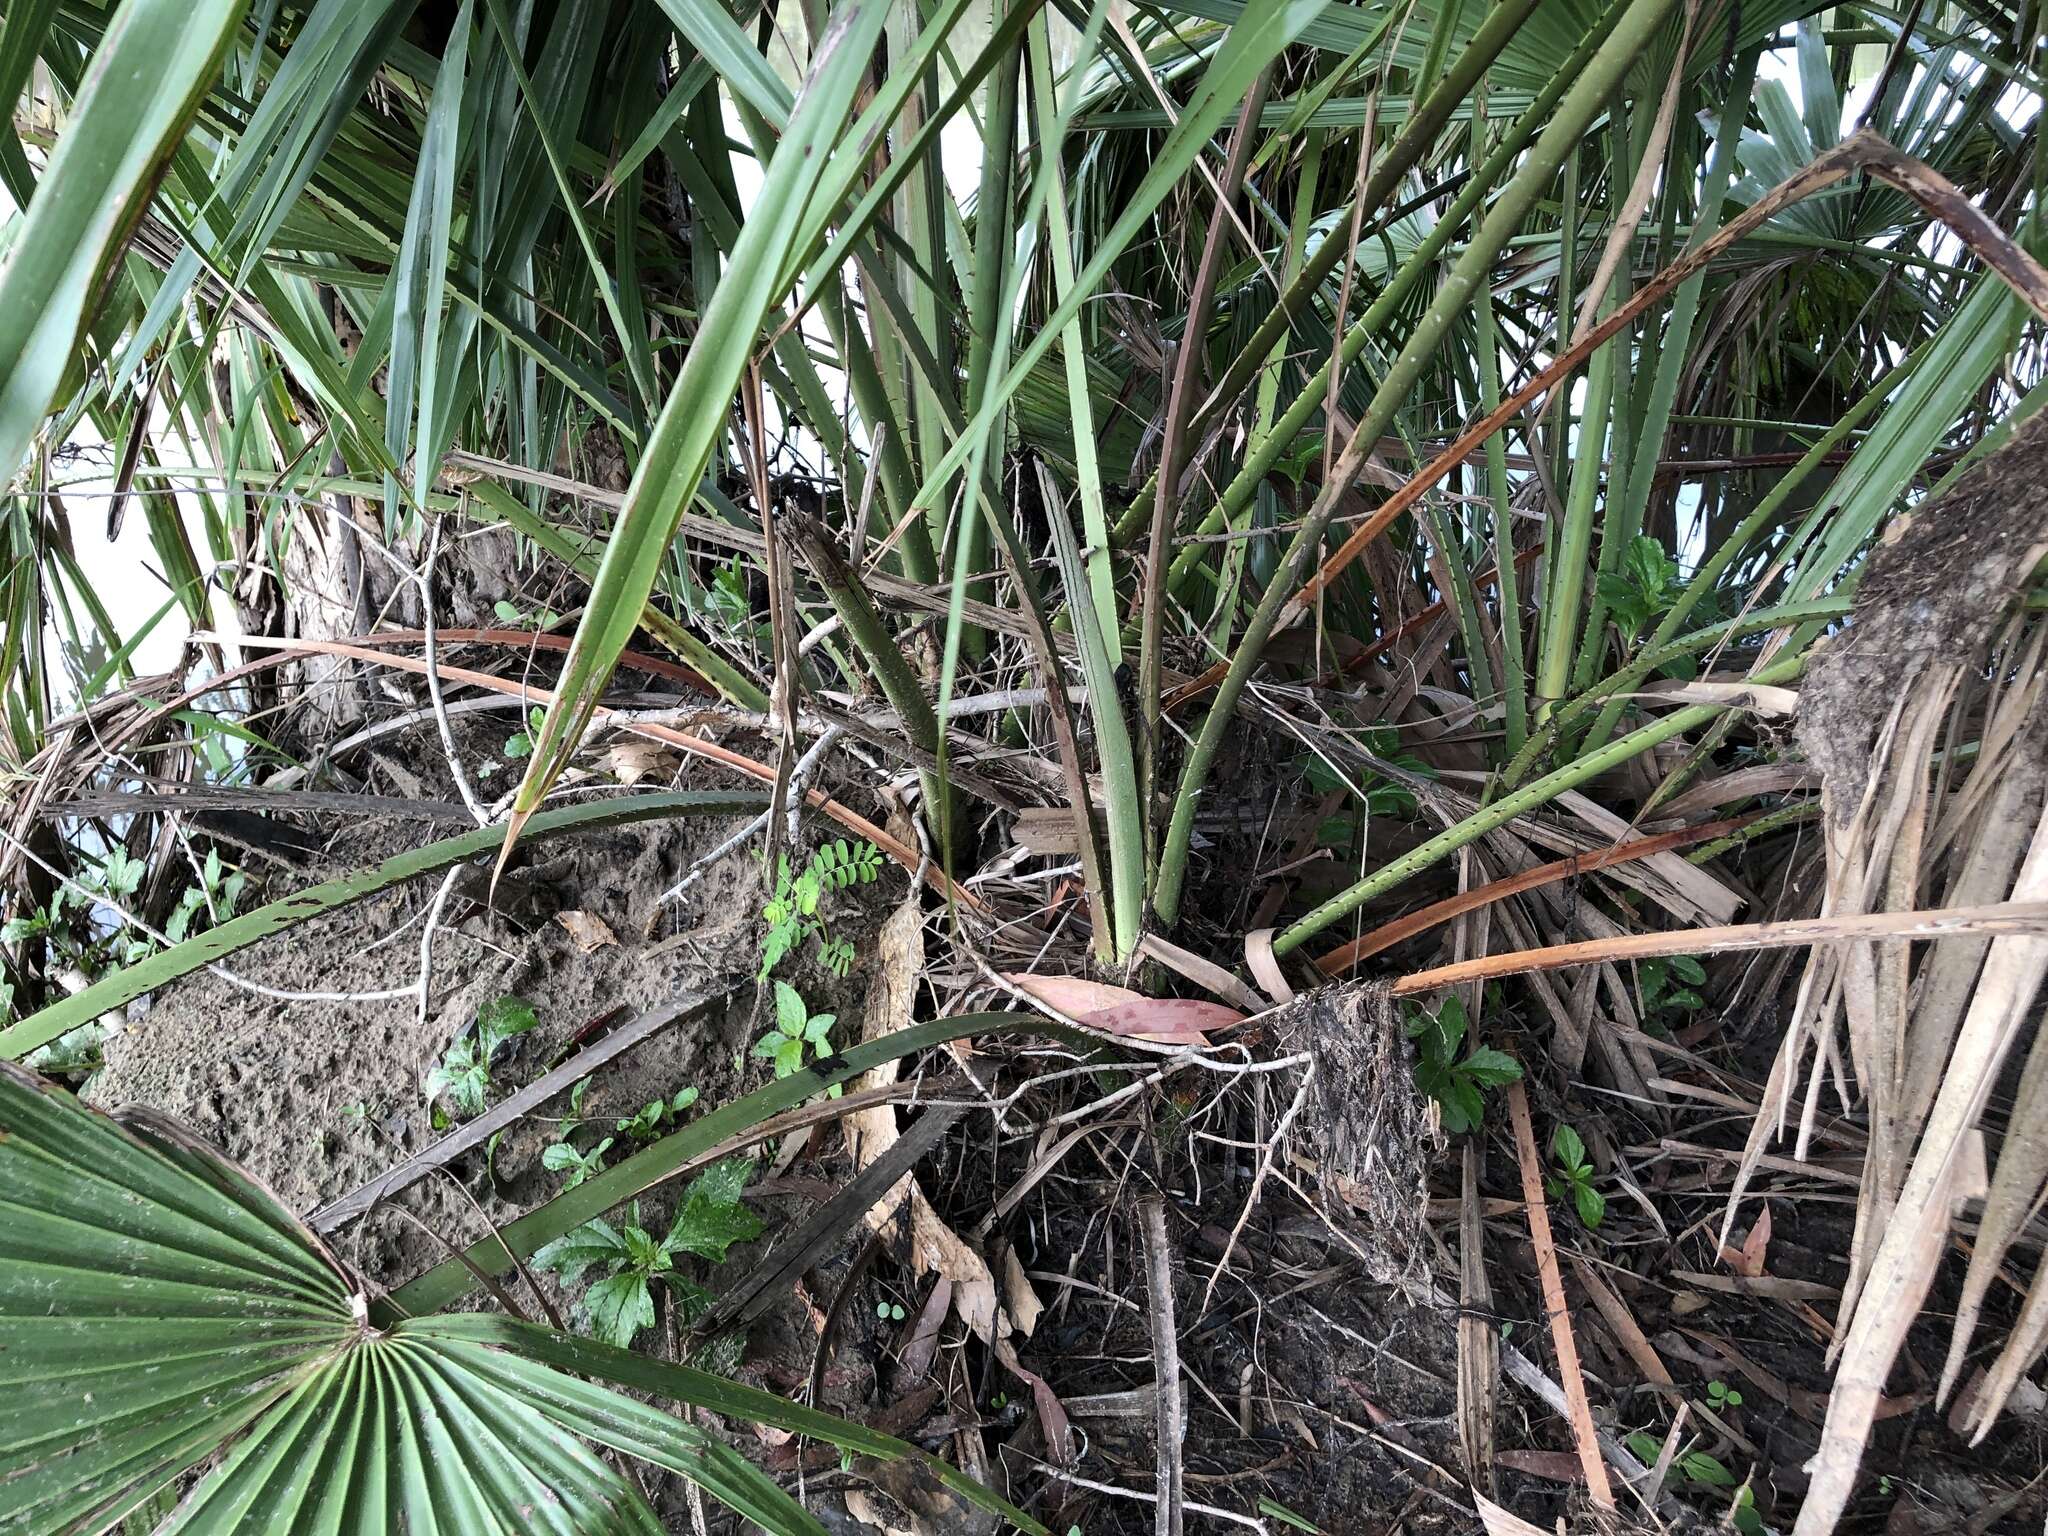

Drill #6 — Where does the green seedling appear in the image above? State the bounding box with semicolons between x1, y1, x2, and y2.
534;1159;762;1349
425;994;539;1118
1638;955;1708;1032
1300;726;1430;853
1257;1497;1323;1534
617;1085;699;1142
1598;535;1687;649
0;895;57;948
690;554;760;639
556;1078;593;1136
1729;1484;1764;1535
756;982;840;1095
1403;994;1522;1134
166;847;248;944
758;838;882;978
1626;1431;1740;1490
542;1136;613;1188
502;705;547;760
876;1300;906;1323
1546;1124;1606;1229
23;1021;105;1077
493;598;562;631
1706;1378;1743;1409
95;845;146;902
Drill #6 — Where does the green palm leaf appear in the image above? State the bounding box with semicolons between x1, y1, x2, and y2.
506;0;891;838
0;1060;1035;1535
0;0;243;483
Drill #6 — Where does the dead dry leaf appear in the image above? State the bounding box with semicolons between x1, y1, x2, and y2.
603;738;674;784
1076;998;1240;1044
853;896;1061;1457
1457;1144;1498;1494
897;1276;951;1385
1000;972;1142;1018
1634;679;1800;716
1003;1247;1043;1339
1002;972;1242;1043
850;899;1011;1344
1474;1489;1558;1536
553;909;618;953
1720;1204;1771;1278
1136;931;1269;1012
1245;926;1296;1006
843;1487;924;1536
1490;1449;1584;1485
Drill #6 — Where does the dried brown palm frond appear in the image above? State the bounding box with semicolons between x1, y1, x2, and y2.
1725;408;2048;1536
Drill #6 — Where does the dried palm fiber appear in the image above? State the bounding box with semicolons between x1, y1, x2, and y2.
1725;407;2048;1536
1270;980;1440;1292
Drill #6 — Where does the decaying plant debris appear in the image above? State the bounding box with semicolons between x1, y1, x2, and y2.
5;2;2048;1534
1268;981;1441;1291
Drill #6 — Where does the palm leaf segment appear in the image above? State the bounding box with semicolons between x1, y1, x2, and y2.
0;1061;823;1535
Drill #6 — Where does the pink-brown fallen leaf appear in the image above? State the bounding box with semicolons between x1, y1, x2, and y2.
1002;973;1243;1042
1076;998;1243;1044
1000;973;1143;1017
1720;1204;1772;1277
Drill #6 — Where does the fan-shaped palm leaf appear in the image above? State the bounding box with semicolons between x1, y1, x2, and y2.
0;1062;1041;1536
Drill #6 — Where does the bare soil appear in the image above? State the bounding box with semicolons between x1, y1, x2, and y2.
83;722;887;1293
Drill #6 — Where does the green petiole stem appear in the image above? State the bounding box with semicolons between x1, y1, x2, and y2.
1107;0;1558;550
1147;0;1630;607
1153;0;1685;932
1273;650;1807;956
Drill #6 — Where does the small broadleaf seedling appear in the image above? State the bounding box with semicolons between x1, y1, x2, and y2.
755;981;840;1095
1637;954;1709;1033
165;847;247;944
493;597;562;630
1545;1124;1606;1229
533;1159;763;1350
617;1084;700;1142
1403;994;1522;1134
758;838;883;978
425;994;539;1118
1597;535;1695;661
542;1135;613;1188
1625;1431;1742;1491
502;705;547;760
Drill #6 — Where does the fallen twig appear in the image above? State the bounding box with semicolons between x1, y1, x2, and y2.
419;517;491;828
1318;814;1754;976
1140;1193;1185;1536
1504;1081;1613;1508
